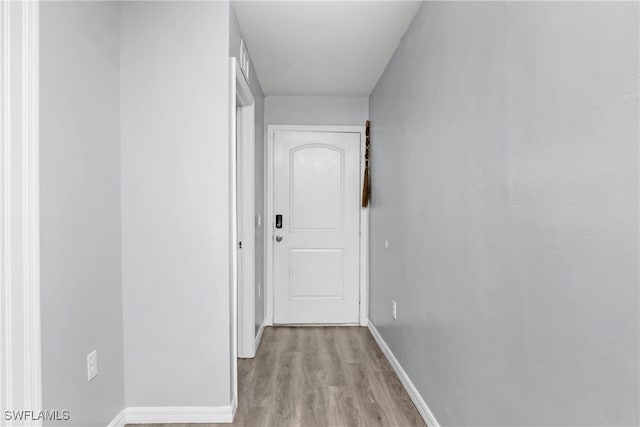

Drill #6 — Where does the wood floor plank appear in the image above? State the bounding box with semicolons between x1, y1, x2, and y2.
327;385;362;427
127;326;425;427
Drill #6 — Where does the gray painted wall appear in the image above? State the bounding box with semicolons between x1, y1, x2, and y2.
120;1;232;407
40;2;124;425
265;96;369;126
230;5;266;336
369;2;639;426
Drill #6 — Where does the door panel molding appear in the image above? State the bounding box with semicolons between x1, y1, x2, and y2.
265;125;368;326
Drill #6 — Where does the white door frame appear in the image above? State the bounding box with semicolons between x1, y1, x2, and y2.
229;57;256;391
0;0;43;424
265;125;369;327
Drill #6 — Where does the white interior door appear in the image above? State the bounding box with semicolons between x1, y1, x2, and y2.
273;130;360;324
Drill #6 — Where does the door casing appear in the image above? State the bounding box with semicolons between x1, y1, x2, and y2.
0;0;43;422
230;58;255;423
265;125;369;327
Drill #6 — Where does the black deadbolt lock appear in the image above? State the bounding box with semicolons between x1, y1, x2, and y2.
275;214;283;229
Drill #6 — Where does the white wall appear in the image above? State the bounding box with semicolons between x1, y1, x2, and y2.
265;96;369;126
40;2;124;425
369;2;639;426
120;1;232;407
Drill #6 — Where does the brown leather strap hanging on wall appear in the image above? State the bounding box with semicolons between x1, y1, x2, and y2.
361;120;371;207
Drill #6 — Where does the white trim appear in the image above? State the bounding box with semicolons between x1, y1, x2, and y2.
229;56;256;422
121;405;235;424
235;59;256;359
266;125;272;324
262;120;269;330
255;318;266;353
368;322;441;427
0;1;41;424
0;0;12;420
265;125;369;326
106;409;127;427
358;129;369;326
22;0;41;416
228;58;239;417
231;396;238;419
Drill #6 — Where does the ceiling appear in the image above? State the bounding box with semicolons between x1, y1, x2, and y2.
232;1;421;96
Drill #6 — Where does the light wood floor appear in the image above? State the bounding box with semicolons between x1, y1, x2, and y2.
129;326;426;427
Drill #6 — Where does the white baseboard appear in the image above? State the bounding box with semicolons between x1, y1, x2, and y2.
368;322;441;427
255;318;266;352
107;404;235;425
106;408;126;427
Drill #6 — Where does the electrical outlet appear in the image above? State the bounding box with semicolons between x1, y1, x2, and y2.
392;300;397;320
385;239;389;249
87;350;98;382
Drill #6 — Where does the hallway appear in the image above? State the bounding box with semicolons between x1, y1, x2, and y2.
130;327;425;427
2;2;635;426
